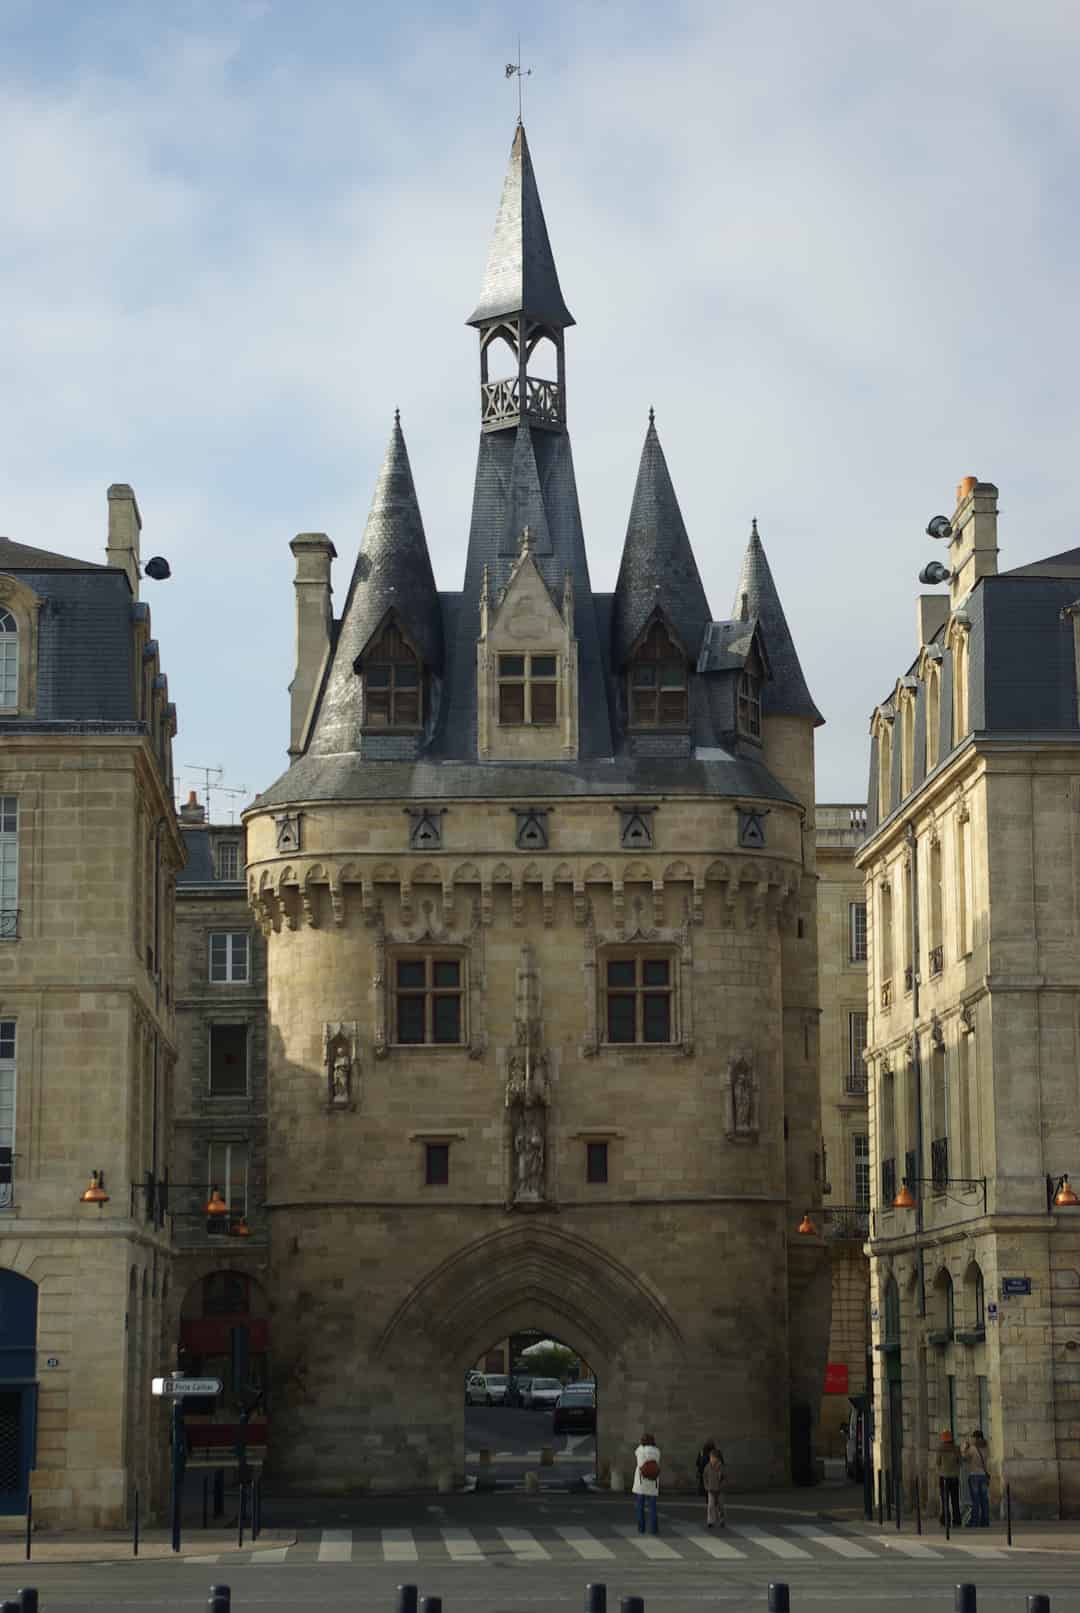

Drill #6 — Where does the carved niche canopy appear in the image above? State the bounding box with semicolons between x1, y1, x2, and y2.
737;808;769;849
406;807;445;850
617;805;656;849
275;812;302;853
513;808;550;851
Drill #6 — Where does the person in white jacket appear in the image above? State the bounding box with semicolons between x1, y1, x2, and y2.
632;1432;661;1535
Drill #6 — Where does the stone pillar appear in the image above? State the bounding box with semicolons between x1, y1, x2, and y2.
106;483;142;597
289;533;336;757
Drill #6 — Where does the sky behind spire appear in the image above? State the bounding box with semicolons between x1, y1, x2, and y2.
1;1;1078;801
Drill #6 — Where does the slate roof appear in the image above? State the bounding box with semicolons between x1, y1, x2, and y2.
611;415;713;667
255;750;798;810
0;536;108;572
731;521;824;725
698;619;770;675
467;123;575;330
1003;546;1080;579
311;414;443;756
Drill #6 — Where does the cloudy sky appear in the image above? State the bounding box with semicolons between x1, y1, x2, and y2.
2;0;1078;809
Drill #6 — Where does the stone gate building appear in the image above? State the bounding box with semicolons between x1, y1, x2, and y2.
243;123;829;1492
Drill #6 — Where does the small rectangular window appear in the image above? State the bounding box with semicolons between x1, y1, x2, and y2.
208;1139;249;1218
586;1142;608;1184
392;954;466;1046
425;1143;450;1186
209;1024;249;1096
847;1012;868;1091
209;932;249;983
849;901;867;963
853;1133;870;1208
498;654;558;725
215;841;240;881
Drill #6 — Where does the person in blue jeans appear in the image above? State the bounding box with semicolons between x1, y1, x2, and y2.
633;1433;661;1534
961;1429;991;1526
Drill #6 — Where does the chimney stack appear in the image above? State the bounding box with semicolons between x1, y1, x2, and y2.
948;476;999;607
106;483;142;597
179;790;206;825
289;532;336;757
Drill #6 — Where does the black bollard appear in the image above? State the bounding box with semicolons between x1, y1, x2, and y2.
885;1467;892;1520
585;1585;608;1613
208;1588;231;1613
203;1474;209;1529
419;1601;443;1613
24;1494;31;1562
237;1482;246;1550
396;1586;419;1613
16;1592;38;1613
213;1466;225;1520
254;1475;262;1540
619;1600;645;1613
1028;1597;1051;1612
3;1600;22;1612
895;1472;902;1531
133;1487;140;1558
768;1587;791;1613
915;1477;922;1535
1007;1482;1013;1547
942;1479;950;1540
955;1585;977;1613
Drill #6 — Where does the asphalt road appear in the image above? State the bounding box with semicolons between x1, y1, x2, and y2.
465;1404;596;1487
6;1490;1079;1612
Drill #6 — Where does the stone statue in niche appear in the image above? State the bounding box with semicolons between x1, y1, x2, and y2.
323;1021;360;1109
514;1114;546;1199
505;944;551;1206
726;1054;759;1141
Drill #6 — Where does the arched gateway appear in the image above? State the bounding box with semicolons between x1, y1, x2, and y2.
246;121;828;1494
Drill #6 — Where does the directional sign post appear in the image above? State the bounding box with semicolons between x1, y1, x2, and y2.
152;1377;223;1398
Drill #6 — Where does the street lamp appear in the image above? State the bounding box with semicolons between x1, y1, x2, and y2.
79;1170;109;1206
1050;1174;1080;1209
77;1170;252;1235
796;1211;819;1236
892;1174;987;1213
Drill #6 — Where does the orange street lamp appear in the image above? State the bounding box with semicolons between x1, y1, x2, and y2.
79;1170;110;1207
892;1181;918;1210
231;1216;251;1238
205;1188;229;1217
1053;1174;1080;1208
796;1211;818;1236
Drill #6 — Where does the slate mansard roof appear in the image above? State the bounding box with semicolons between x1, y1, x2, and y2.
260;125;819;809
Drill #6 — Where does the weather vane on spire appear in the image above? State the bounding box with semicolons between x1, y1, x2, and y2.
505;41;532;123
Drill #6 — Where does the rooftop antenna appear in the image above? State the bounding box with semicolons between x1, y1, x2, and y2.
183;764;247;824
505;40;532;123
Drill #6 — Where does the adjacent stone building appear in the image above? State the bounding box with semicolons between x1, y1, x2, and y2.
0;489;182;1526
816;803;870;1460
243;122;829;1492
860;476;1080;1517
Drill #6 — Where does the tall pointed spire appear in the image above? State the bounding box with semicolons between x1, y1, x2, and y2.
467;124;574;330
611;413;712;666
732;522;823;724
311;415;443;754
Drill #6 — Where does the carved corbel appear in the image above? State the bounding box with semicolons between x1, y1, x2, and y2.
511;875;525;928
329;879;345;927
441;877;456;932
612;878;625;933
692;878;705;928
573;876;586;926
652;880;664;930
481;873;493;928
301;886;318;928
723;872;740;929
400;879;414;927
542;878;554;928
361;879;377;927
747;879;769;930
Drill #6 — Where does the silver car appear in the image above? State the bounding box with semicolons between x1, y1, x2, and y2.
523;1376;563;1409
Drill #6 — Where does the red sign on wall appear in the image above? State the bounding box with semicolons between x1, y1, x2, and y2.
823;1362;849;1395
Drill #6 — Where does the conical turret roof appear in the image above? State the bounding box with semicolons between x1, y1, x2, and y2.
732;520;823;724
311;415;443;754
611;413;712;665
467;123;574;330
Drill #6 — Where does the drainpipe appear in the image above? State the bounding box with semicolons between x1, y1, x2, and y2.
905;823;926;1319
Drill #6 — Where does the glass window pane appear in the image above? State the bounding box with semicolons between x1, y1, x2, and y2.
209;935;227;980
433;960;460;988
643;994;671;1043
209;1025;248;1095
394;662;419;688
232;933;249;981
642;958;669;986
531;655;557;678
630;691;657;725
366;665;392;687
586;1142;608;1184
607;959;635;988
426;1143;449;1185
632;664;657;688
531;682;556;724
432;995;461;1044
396;996;425;1043
499;684;525;723
366;691;391;725
397;959;426;989
607;995;636;1042
658;690;687;725
499;655;525;677
659;661;685;688
394;691;420;724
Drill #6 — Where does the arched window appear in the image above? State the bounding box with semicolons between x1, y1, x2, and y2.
629;621;687;728
952;633;969;744
737;671;761;738
925;665;940;773
900;695;914;798
0;609;17;709
932;1268;955;1336
964;1262;985;1330
878;720;893;819
360;622;421;730
883;1277;900;1345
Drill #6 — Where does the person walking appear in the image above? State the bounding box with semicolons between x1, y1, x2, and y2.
961;1428;990;1526
695;1438;716;1496
703;1444;726;1528
633;1432;661;1535
937;1429;962;1527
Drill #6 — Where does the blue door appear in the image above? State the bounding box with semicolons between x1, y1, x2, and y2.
0;1272;38;1514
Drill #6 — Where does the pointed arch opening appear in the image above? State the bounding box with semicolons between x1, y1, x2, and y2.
465;1326;599;1486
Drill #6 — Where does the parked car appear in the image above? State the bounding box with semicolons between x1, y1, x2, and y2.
552;1383;596;1435
465;1373;490;1405
481;1373;510;1405
523;1377;563;1410
510;1376;533;1407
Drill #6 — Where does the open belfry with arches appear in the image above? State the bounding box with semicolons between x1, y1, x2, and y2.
242;121;829;1495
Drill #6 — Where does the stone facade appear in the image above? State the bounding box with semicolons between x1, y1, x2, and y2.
815;804;870;1460
0;489;182;1527
241;122;829;1495
860;475;1080;1518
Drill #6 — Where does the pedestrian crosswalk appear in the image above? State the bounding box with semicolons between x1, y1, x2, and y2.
184;1520;1017;1569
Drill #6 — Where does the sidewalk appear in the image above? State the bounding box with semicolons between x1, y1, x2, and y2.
0;1528;294;1566
805;1483;1080;1554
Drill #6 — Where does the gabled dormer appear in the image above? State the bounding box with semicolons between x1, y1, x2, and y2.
624;610;692;736
477;528;578;760
353;611;425;733
696;617;772;748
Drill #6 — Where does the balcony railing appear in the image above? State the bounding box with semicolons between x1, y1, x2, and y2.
929;945;944;977
823;1205;870;1241
844;1068;868;1096
481;375;563;429
0;909;19;940
931;1136;949;1191
881;1156;896;1207
881;978;893;1010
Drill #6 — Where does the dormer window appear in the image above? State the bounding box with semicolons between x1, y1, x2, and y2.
498;654;557;725
629;622;687;727
737;671;761;738
362;622;421;729
0;610;18;709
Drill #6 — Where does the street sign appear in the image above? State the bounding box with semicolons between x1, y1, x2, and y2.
152;1376;222;1397
1002;1277;1032;1297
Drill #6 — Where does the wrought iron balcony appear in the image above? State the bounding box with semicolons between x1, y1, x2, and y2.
929;945;944;978
844;1068;868;1096
0;908;19;940
931;1136;949;1191
822;1205;870;1241
881;1156;896;1207
481;375;563;431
